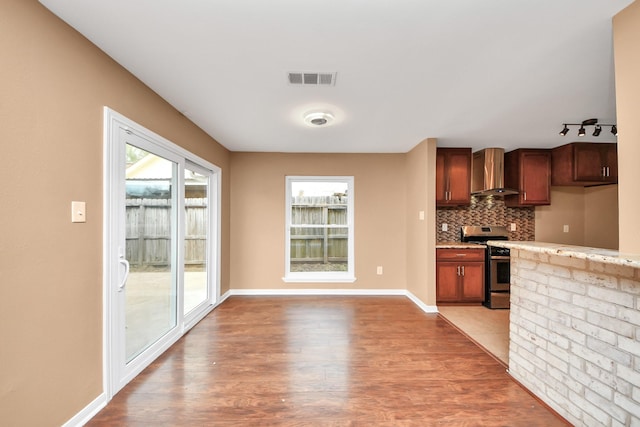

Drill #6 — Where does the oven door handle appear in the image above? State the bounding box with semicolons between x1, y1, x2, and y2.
490;256;511;261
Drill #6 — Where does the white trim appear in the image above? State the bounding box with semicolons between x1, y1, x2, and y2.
281;276;357;283
218;289;232;304
284;176;355;282
61;393;107;427
406;291;439;313
103;107;223;400
229;288;407;296
226;288;439;314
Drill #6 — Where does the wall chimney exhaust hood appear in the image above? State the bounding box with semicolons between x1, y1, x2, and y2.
471;148;518;196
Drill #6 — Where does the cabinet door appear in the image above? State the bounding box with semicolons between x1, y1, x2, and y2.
521;151;551;205
436;262;461;302
574;144;606;181
446;150;471;205
602;144;618;183
460;262;484;302
435;150;447;203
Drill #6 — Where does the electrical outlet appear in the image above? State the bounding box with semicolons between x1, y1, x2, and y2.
442;223;448;232
376;266;383;275
563;225;569;233
419;211;425;220
510;223;516;231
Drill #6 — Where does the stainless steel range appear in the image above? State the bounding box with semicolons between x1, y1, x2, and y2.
460;225;511;309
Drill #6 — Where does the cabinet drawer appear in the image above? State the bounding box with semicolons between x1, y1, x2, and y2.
436;248;484;261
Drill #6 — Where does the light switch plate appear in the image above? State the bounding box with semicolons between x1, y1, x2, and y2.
419;211;425;220
563;225;569;233
72;201;86;223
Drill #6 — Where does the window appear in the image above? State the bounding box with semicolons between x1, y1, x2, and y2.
284;176;355;282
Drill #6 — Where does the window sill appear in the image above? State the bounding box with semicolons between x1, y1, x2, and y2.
282;275;357;284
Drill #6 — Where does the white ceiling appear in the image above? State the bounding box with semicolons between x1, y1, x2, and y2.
40;0;634;153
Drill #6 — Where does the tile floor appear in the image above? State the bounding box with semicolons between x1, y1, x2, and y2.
437;305;510;365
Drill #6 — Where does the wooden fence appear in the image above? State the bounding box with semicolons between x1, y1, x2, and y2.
125;198;207;268
290;195;348;264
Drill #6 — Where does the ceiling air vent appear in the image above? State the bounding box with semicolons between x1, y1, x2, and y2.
288;72;336;86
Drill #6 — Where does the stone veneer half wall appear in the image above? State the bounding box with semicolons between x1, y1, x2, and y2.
436;196;535;241
509;248;640;426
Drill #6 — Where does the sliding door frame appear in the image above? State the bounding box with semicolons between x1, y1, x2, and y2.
103;107;222;400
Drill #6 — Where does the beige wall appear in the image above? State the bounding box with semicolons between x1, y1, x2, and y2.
535;187;586;245
535;186;618;249
405;139;437;305
614;0;640;253
229;152;408;290
584;185;619;249
0;1;230;425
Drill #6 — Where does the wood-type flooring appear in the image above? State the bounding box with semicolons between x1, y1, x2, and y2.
89;296;568;426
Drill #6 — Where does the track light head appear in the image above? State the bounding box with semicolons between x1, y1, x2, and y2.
559;120;616;137
559;125;569;136
592;125;602;137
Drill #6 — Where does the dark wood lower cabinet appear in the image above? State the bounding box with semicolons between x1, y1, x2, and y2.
436;248;485;304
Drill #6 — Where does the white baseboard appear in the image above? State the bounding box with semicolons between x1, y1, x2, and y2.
227;288;439;314
228;288;406;296
62;393;107;427
217;289;232;304
405;291;439;313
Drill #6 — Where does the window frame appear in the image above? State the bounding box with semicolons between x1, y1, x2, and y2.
283;176;356;283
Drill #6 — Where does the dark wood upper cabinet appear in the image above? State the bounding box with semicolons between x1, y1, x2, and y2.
436;148;471;206
504;149;551;207
551;142;618;186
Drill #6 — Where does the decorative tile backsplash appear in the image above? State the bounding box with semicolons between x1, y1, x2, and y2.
436;196;535;242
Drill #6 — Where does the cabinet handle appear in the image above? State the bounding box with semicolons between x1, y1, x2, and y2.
457;266;461;276
523;191;527;201
461;266;465;276
602;166;606;177
606;166;610;177
455;253;467;257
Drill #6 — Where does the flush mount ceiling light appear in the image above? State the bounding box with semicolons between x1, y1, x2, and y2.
304;111;334;127
559;118;617;138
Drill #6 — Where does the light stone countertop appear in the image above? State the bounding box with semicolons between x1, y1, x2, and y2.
487;240;640;269
436;242;486;249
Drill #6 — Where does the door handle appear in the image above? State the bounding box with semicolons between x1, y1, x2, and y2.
118;255;130;292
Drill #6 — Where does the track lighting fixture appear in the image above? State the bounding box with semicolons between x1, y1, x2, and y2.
558;118;617;138
592;125;601;137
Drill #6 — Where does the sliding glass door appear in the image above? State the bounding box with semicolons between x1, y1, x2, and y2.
105;108;220;397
